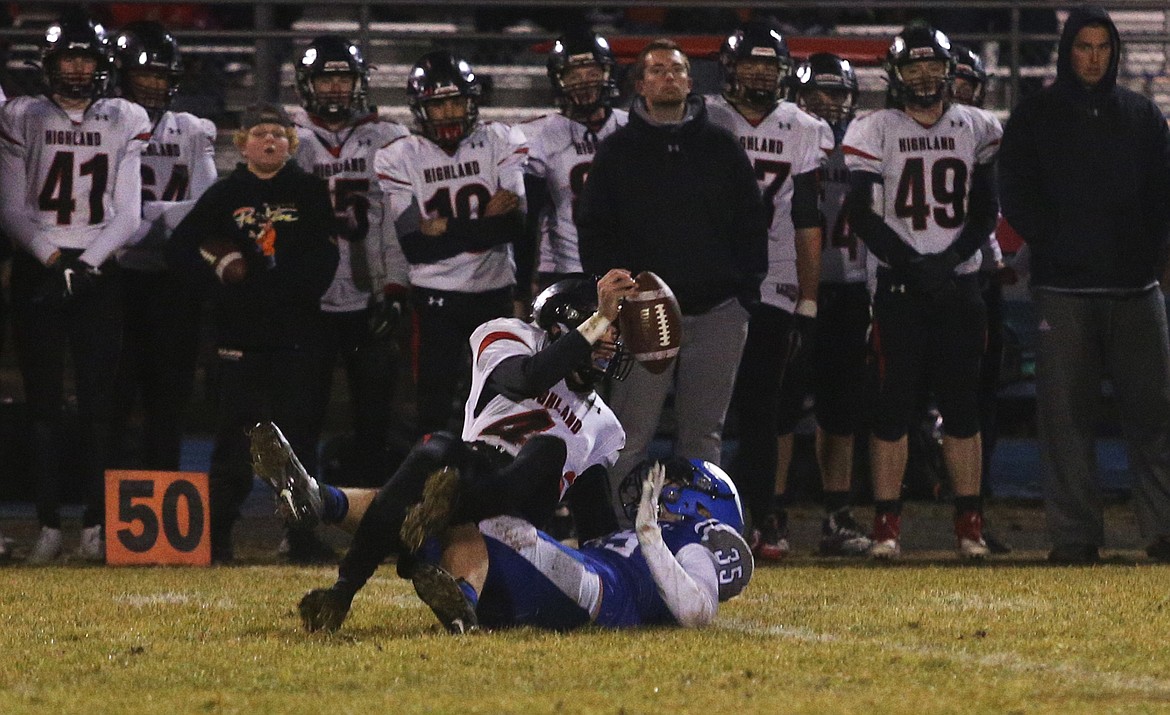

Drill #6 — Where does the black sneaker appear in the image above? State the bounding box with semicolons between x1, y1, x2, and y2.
298;586;353;633
1146;537;1170;562
411;562;479;634
1047;544;1101;565
249;422;323;528
751;510;790;562
819;509;872;556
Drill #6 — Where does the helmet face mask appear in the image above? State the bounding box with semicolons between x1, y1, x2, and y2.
885;26;955;109
43;14;113;101
532;276;630;392
950;45;987;107
620;458;746;534
112;21;182;114
793;53;859;140
407;52;480;150
296;36;370;123
547;32;618;122
721;22;792;109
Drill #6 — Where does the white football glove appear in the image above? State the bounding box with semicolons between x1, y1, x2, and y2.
636;461;666;539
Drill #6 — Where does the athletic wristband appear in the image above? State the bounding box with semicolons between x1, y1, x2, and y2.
795;298;818;319
576;312;612;344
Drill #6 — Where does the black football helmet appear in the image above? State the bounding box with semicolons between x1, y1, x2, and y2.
407;51;481;149
885;25;955;109
112;21;183;116
720;20;792;109
950;44;987;107
42;10;113;100
793;52;859;141
546;30;619;122
295;35;370;123
532;275;630;392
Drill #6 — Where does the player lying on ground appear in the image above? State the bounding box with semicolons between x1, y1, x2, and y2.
250;270;639;629
404;459;753;633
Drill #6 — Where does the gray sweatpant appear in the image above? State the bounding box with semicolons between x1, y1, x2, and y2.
605;298;749;524
1034;287;1170;547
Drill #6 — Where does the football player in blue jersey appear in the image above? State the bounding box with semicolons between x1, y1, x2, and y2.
405;458;753;633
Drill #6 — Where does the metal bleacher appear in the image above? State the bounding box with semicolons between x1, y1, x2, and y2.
2;1;1168;169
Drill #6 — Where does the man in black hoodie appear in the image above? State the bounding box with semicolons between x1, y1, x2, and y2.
168;103;339;562
998;7;1170;564
576;39;768;523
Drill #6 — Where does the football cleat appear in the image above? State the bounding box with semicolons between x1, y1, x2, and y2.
411;562;479;634
955;510;990;560
750;511;790;562
819;509;872;556
400;466;461;553
298;587;353;633
249;422;323;528
868;512;902;560
27;526;64;564
77;524;105;562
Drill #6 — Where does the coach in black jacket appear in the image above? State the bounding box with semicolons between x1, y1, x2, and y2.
998;6;1170;564
168;104;339;562
577;39;767;521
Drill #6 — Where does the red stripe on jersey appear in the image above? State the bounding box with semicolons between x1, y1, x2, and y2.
842;145;879;161
380;173;411;185
381;134;410;150
498;147;528;166
0;127;21;146
134;132;152;141
477;331;525;359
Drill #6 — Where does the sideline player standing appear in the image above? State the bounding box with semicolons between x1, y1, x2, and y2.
109;20;217;473
521;30;627;292
706;20;833;560
292;37;410;481
791;52;874;557
0;10;151;562
375;51;528;437
843;25;1001;559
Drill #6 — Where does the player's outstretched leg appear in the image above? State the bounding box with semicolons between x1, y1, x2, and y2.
411;562;479;634
400;466;461;552
298;587;353;633
249;421;323;528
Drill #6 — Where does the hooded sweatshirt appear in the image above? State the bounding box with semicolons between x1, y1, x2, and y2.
998;5;1170;292
576;95;768;314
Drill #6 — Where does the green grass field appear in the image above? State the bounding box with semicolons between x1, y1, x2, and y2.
3;552;1170;715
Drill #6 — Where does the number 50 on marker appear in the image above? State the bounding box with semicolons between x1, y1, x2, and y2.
105;471;211;566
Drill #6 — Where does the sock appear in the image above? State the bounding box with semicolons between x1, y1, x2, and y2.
953;495;982;515
320;484;349;525
456;578;479;607
824;490;850;515
874;499;902;516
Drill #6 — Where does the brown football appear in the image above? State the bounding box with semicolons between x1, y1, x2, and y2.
618;271;683;375
199;238;248;285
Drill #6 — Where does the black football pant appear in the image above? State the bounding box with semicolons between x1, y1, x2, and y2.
208;346;316;559
411;286;512;437
110;267;203;471
10;252;123;529
306;309;398;486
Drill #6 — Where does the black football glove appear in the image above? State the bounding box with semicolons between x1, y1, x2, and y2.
909;249;962;296
366;294;404;341
33;255;100;306
779;308;816;392
298;583;355;633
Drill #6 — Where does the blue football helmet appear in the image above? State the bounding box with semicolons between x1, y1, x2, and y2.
621;458;745;534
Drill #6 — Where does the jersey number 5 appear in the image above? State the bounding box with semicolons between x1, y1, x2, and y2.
39;151;108;225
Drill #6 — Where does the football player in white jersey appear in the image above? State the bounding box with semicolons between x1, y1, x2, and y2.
375;51;528;437
0;10;151;563
291;36;412;532
249;270;639;632
792;53;874;557
521;30;628;293
706;20;833;561
109;21;217;474
842;25;1002;559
